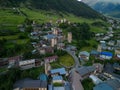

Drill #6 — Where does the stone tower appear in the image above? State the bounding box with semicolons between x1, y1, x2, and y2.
68;32;72;43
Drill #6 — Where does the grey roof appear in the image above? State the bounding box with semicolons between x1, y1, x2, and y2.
13;78;47;89
76;66;96;76
87;66;96;72
23;80;47;88
113;63;120;68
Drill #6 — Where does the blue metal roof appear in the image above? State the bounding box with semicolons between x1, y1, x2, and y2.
44;34;56;39
52;75;63;81
50;68;66;75
39;74;47;81
94;83;113;90
100;52;113;57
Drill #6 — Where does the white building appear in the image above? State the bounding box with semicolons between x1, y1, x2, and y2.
19;59;35;70
89;75;102;85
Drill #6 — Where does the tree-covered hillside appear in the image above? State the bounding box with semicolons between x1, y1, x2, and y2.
0;0;100;18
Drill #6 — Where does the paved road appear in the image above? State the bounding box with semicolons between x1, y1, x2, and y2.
64;49;84;90
71;71;84;90
64;49;81;68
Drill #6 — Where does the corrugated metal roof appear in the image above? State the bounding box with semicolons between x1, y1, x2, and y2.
76;66;96;76
50;68;66;75
23;80;47;88
100;52;113;56
53;76;63;81
13;79;47;89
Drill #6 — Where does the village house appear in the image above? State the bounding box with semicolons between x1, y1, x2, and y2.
30;32;38;36
19;59;35;70
76;66;96;80
90;50;100;57
108;40;115;46
44;55;58;63
52;75;63;83
49;85;67;90
43;34;56;41
51;38;57;47
51;27;62;35
8;56;22;68
115;49;120;59
103;36;110;41
66;45;77;51
67;32;72;43
107;46;114;51
100;41;107;50
0;58;8;67
93;63;103;73
57;35;64;43
97;45;102;52
35;59;44;67
89;75;102;85
44;22;52;29
100;51;113;60
79;51;90;61
113;63;120;71
50;68;66;77
38;46;54;55
116;40;120;47
13;78;47;90
57;43;65;50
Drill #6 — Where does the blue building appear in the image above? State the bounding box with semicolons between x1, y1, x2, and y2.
39;73;47;81
79;51;90;61
94;79;120;90
52;75;63;83
100;52;113;60
50;68;66;76
44;34;56;40
94;83;113;90
90;50;100;56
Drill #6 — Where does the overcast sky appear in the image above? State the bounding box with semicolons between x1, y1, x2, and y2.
100;0;120;3
79;0;120;4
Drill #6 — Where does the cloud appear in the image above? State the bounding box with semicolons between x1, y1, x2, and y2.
83;0;120;5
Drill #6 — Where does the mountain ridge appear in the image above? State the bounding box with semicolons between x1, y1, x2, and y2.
82;0;120;18
0;0;101;18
